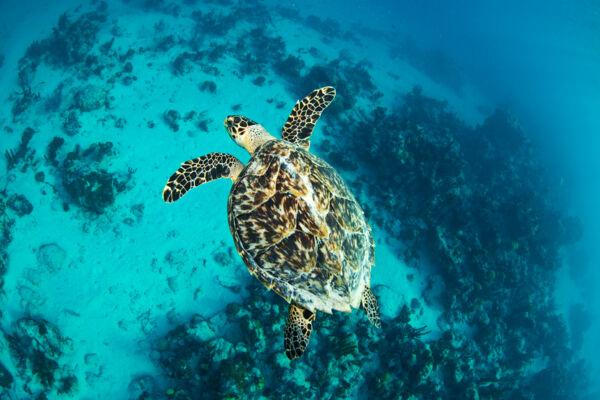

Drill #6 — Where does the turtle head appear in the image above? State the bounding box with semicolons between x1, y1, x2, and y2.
224;115;275;155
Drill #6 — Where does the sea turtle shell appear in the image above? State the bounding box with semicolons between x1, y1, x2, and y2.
227;139;374;314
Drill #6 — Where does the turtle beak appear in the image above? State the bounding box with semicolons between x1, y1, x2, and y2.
224;117;235;134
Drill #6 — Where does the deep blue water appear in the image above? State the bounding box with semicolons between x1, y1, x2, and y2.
0;0;598;399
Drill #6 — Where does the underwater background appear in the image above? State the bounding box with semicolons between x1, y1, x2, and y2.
0;0;598;398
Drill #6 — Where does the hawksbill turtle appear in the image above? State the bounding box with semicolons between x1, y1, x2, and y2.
162;87;381;359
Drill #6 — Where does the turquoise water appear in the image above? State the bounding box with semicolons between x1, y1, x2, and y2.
0;0;598;399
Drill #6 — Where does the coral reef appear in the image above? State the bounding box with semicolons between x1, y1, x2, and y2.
191;9;233;37
11;85;40;119
21;11;106;69
152;271;586;399
10;7;109;119
45;137;65;167
62;111;82;136
36;243;67;273
1;318;77;397
6;194;33;217
75;84;108;112
0;362;12;389
4;127;36;171
45;83;65;112
143;0;182;16
0;189;17;299
60;142;130;214
199;80;217;94
234;28;286;76
294;55;380;113
43;140;132;215
152;279;381;399
317;86;586;398
164;110;181;132
304;15;357;44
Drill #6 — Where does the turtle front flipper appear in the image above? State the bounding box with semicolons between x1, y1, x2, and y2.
282;86;336;150
163;152;244;203
284;304;316;360
362;287;381;328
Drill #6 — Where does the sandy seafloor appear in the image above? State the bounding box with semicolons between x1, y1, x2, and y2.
0;0;598;399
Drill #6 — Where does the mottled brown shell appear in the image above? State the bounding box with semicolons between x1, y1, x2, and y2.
227;140;374;313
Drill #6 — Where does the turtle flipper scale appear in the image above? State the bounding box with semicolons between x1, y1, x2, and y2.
282;86;336;150
284;304;316;360
163;152;244;203
362;286;381;328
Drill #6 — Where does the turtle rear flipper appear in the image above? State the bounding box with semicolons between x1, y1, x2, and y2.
282;86;336;150
163;152;244;203
284;304;316;360
362;287;381;328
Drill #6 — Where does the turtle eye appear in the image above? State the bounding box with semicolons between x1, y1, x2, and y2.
226;119;233;128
